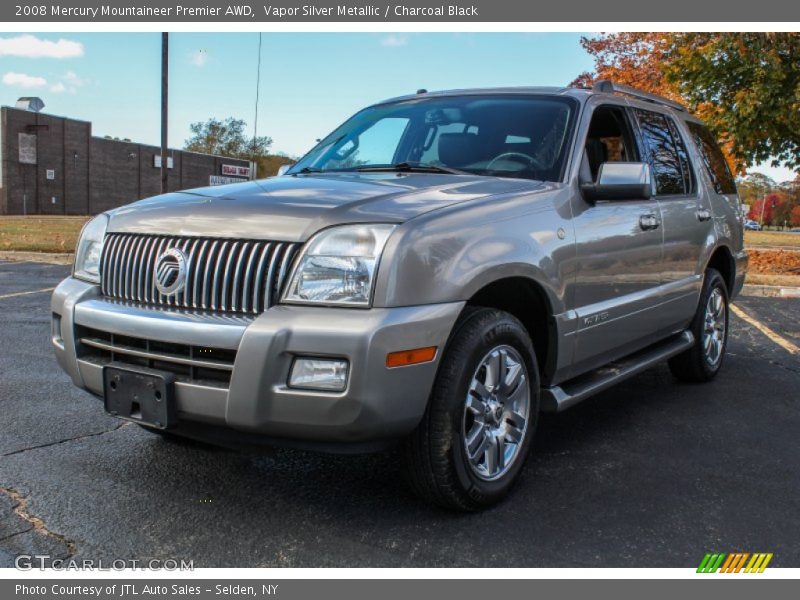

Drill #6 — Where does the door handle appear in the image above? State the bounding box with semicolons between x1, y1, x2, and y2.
696;209;712;222
639;214;660;231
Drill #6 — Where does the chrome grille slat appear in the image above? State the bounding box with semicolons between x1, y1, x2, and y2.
241;242;261;314
230;241;252;313
251;243;273;314
192;240;209;310
263;242;284;310
220;241;240;312
211;241;229;312
201;240;219;310
128;236;145;302
116;235;133;298
184;239;200;308
150;237;168;304
101;234;298;316
142;236;157;303
276;243;297;300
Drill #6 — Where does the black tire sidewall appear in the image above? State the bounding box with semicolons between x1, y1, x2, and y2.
694;269;730;378
439;310;540;506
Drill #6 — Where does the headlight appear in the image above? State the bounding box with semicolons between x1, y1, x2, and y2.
283;224;396;307
73;214;108;284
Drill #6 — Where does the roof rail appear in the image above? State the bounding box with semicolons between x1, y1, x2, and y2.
593;80;686;112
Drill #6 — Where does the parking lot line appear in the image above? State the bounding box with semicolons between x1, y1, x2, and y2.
0;287;55;301
731;303;799;355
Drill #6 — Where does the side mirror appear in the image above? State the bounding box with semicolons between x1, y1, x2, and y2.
277;164;292;176
581;162;653;202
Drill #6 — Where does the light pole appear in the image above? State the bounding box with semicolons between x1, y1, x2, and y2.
160;32;169;194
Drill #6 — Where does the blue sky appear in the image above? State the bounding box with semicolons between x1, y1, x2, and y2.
0;32;795;182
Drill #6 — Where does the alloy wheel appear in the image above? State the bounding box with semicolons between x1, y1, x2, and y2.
462;345;530;481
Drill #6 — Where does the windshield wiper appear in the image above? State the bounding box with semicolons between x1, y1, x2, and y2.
355;162;469;175
292;166;323;175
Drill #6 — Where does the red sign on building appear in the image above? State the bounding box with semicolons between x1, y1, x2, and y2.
221;164;251;178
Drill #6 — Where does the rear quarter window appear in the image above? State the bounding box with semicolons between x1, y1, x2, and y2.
687;122;737;195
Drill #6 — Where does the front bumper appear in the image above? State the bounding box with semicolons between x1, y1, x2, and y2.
52;277;464;449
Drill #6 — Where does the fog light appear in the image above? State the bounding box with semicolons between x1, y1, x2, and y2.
289;357;349;391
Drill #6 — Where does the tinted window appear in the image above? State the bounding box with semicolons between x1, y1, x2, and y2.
667;119;695;194
290;96;577;182
687;122;737;195
634;108;685;195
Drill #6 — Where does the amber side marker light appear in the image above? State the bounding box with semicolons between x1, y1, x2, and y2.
386;346;438;368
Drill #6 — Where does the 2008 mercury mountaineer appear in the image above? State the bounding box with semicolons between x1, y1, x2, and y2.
53;81;747;510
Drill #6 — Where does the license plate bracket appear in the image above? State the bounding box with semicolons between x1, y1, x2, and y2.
103;363;176;429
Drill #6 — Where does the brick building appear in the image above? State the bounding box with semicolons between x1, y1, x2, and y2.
0;100;254;215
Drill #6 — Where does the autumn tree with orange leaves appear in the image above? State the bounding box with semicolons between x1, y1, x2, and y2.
573;33;800;176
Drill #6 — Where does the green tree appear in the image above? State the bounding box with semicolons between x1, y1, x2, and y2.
664;33;800;173
737;172;777;207
576;33;800;174
184;117;272;160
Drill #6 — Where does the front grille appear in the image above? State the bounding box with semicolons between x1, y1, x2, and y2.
77;326;235;387
100;234;300;315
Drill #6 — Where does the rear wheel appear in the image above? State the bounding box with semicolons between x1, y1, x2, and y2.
668;268;729;382
403;308;540;511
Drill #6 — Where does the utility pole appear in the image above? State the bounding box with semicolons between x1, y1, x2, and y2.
160;32;169;194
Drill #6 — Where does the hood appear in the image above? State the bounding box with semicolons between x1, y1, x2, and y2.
107;172;549;242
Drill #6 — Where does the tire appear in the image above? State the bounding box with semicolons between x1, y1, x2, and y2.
668;268;729;382
403;307;540;511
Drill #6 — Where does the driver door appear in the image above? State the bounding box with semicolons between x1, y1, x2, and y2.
570;103;665;373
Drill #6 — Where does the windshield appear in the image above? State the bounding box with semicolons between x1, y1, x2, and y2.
289;95;577;181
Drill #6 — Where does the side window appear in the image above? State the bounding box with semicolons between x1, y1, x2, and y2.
633;108;686;195
667;119;695;194
582;105;640;183
687;122;737;195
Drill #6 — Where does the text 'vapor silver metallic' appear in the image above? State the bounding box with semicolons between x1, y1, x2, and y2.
100;233;300;315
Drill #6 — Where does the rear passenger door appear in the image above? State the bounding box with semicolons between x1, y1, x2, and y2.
632;108;712;334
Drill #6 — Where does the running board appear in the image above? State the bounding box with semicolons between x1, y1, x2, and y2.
541;330;695;412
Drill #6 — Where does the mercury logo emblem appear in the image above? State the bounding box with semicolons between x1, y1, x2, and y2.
154;248;188;296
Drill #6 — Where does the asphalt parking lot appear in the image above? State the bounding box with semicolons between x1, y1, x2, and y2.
1;260;798;568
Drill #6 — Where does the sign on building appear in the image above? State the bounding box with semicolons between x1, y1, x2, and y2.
154;155;174;169
18;133;37;164
221;164;251;178
209;175;245;186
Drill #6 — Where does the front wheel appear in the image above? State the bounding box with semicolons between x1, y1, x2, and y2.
403;308;540;511
668;268;729;382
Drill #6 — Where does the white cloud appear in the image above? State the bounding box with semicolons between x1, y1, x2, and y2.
188;49;209;67
2;71;47;89
381;35;408;48
50;81;66;93
0;34;84;59
63;70;85;85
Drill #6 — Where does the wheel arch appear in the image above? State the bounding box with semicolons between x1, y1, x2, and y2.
463;276;557;384
705;244;735;293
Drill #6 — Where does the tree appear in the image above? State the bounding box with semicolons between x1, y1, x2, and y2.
747;193;787;226
574;33;800;175
737;172;777;207
184;117;272;160
791;205;800;228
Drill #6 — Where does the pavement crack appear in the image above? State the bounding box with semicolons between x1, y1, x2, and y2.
0;487;77;555
1;422;130;458
0;526;34;543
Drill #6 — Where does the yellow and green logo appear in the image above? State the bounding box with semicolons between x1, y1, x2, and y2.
697;553;773;573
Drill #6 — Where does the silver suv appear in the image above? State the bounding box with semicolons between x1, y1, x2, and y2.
52;82;747;510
